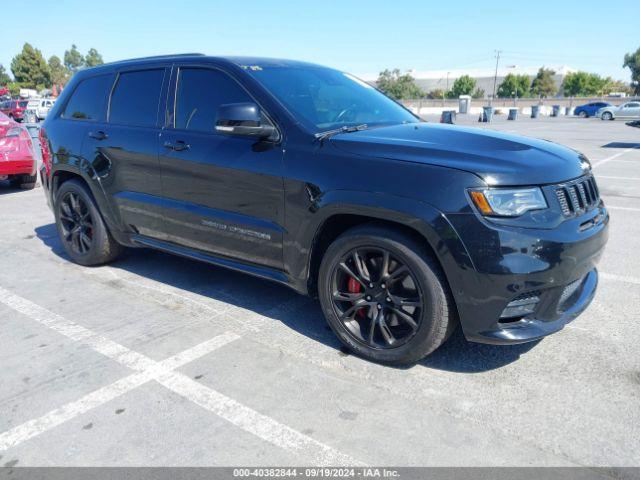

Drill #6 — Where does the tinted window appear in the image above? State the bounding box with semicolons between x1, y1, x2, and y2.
628;103;640;108
245;65;418;130
175;68;252;132
62;74;113;121
109;69;164;127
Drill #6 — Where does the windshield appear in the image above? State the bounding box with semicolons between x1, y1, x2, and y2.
18;101;29;108
243;64;419;131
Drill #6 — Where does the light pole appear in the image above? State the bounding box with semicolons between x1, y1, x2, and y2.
507;65;518;107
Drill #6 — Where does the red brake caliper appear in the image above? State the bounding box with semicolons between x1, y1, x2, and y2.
348;277;366;318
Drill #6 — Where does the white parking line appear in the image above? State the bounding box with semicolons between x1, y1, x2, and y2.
592;147;638;168
600;272;640;286
602;159;639;165
0;286;363;465
597;175;640;181
606;205;640;212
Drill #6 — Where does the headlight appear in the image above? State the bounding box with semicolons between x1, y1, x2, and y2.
469;187;547;217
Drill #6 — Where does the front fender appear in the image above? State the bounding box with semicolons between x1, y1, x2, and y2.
285;189;475;303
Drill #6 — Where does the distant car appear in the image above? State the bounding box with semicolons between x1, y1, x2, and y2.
23;108;38;124
574;102;611;118
0;99;29;122
0;112;37;188
35;98;56;121
597;102;640;121
24;123;42;164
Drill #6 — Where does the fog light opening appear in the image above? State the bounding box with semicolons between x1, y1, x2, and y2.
500;295;540;321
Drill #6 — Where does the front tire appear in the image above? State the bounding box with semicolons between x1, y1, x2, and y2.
318;224;456;365
54;179;123;265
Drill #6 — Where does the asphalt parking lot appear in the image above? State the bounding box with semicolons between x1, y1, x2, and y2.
0;115;638;468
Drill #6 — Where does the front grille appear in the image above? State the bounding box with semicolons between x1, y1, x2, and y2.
555;175;600;217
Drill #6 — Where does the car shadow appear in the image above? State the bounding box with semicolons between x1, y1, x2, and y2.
34;222;539;373
601;142;640;149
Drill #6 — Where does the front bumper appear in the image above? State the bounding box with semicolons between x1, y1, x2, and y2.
466;268;598;344
445;205;609;345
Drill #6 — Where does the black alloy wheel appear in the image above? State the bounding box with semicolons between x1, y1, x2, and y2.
54;178;123;265
330;246;424;349
58;191;94;255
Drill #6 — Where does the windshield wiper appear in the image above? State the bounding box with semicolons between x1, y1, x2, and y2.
314;124;368;143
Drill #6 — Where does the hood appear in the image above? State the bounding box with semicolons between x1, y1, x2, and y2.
330;123;588;185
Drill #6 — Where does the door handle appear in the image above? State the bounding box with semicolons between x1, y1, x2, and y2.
89;130;108;140
163;140;190;152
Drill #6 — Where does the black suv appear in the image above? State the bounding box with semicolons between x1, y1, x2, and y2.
39;54;609;364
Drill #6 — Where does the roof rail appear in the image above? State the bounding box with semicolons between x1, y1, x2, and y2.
101;53;206;66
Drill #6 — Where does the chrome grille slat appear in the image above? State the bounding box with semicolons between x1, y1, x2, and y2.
555;175;600;218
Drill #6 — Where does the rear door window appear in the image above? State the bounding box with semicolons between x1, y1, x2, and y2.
109;69;164;127
62;74;114;121
174;68;252;133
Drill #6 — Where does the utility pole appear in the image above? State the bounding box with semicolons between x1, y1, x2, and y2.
490;50;501;107
443;71;450;107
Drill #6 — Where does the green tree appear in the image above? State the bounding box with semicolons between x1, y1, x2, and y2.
562;71;610;97
48;55;69;86
497;73;531;98
84;48;104;67
472;88;485;99
623;47;640;95
606;79;633;95
7;82;21;96
427;89;446;99
0;64;11;85
376;69;425;99
10;43;51;90
448;75;476;98
531;67;557;98
64;44;85;73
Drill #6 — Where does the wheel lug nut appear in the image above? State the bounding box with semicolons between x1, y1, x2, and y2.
366;295;371;301
377;304;382;309
386;297;391;302
381;284;386;289
369;283;374;288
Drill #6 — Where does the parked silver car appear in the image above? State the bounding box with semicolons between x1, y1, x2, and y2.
597;101;640;121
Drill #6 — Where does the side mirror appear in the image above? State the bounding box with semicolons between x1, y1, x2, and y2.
215;102;276;140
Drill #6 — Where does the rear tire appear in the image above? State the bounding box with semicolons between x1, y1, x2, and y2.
318;224;456;365
54;179;123;266
578;111;588;118
601;112;613;121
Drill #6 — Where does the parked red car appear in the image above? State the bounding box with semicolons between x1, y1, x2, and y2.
0;99;29;122
0;112;37;188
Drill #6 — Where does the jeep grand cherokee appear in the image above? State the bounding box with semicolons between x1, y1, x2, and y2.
39;54;609;364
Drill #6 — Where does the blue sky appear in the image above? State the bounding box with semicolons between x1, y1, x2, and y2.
1;0;637;81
